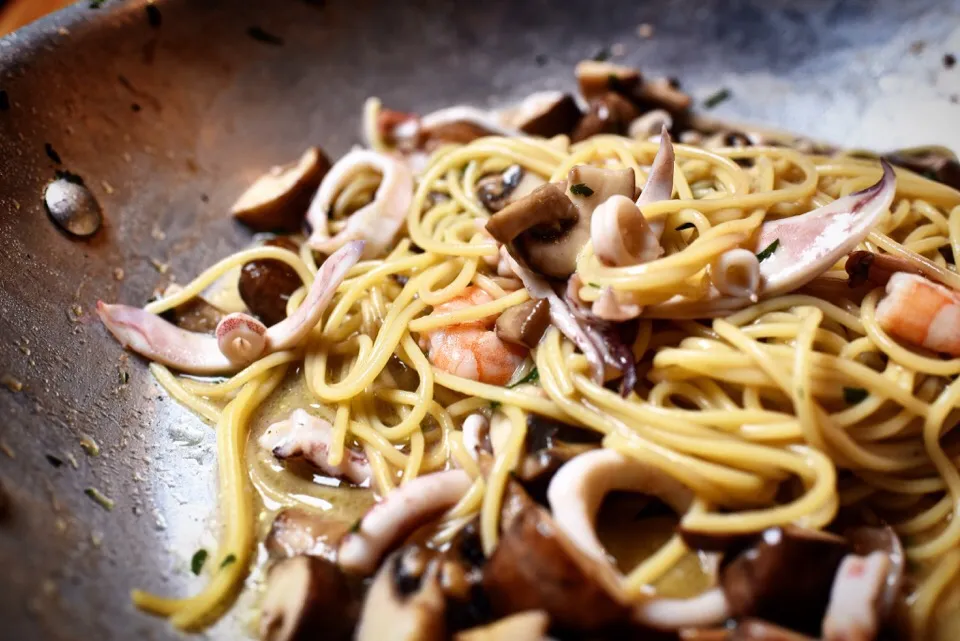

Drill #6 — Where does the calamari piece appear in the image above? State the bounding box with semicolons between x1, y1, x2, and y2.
97;301;237;375
547;448;692;565
591;195;662;267
306;150;413;258
259;409;371;485
98;241;362;375
216;313;267;364
710;248;761;301
646;160;896;318
460;413;488;461
637;126;676;239
876;272;960;356
822;552;891;641
338;469;472;575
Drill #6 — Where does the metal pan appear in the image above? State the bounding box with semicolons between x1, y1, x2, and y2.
0;1;957;639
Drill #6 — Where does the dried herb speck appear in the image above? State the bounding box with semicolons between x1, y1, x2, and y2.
247;26;284;46
570;183;595;197
191;549;208;575
84;487;115;511
703;88;731;109
220;554;237;569
46;454;64;468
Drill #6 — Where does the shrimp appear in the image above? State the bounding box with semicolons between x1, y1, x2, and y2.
420;286;527;386
875;272;960;356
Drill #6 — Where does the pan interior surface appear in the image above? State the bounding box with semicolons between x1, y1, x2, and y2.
0;0;958;639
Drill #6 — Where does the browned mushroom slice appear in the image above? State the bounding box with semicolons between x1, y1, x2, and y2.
259;555;360;641
516;414;601;500
495;299;551;348
571;92;640;142
476;165;546;213
883;146;960;190
238;237;304;326
485;183;586;279
482;490;631;633
159;286;224;334
355;548;448;641
508;91;583;138
232;147;332;232
720;525;850;634
265;508;350;562
576;60;642;102
454;611;550;641
636;78;692;115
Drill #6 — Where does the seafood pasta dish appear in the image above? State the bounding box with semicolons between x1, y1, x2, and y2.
97;60;960;640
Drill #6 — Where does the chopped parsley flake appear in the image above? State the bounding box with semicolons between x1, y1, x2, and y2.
220;554;237;569
508;367;539;388
703;88;732;109
570;183;594;197
675;222;696;231
84;487;114;511
756;239;780;263
191;549;208;575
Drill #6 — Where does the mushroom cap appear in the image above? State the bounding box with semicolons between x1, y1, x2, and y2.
231;146;331;232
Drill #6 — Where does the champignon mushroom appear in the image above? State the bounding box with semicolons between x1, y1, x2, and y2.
883;146;960;190
259;555;360;641
355;548;447;641
628;110;673;140
482;489;632;633
571;92;640;142
821;551;891;641
454;611;551;641
265;508;350;562
843;525;905;621
502;91;583;138
158;285;224;334
576;60;642;102
495;299;551;348
476;165;547;213
720;525;850;633
635;77;692;115
484;183;585;279
238;237;304;326
232;147;332;232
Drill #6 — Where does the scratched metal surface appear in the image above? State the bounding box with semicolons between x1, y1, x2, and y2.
0;0;958;639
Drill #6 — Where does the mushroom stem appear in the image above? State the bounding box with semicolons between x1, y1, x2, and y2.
338;470;472;575
306;150;413;258
632;587;731;631
637;127;677;240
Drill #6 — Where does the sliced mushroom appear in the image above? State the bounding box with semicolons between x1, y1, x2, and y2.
355;549;447;641
232;147;331;232
576;60;642;102
516;414;601;500
566;165;636;208
485;182;585;279
158;285;224;334
476;165;547;213
628;109;673;140
454;611;550;641
844;250;923;288
265;508;350;562
720;525;850;634
502;91;582;138
482;489;632;633
494;299;551;348
636;77;692;115
259;555;360;641
843;526;905;624
883;146;960;191
571;92;640;142
238;237;304;326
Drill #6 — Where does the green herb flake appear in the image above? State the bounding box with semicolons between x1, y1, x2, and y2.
191;549;209;575
703;88;731;109
756;239;780;263
675;222;696;231
588;282;602;288
508;367;540;388
80;436;100;457
118;370;130;385
220;554;237;569
570;183;595;197
84;487;114;511
349;518;363;533
46;454;64;468
489;400;502;410
843;387;868;404
591;46;612;62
